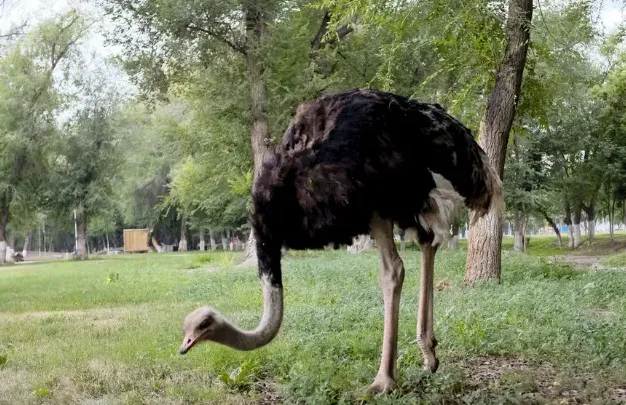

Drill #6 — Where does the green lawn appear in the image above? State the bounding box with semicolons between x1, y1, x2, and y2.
1;237;626;404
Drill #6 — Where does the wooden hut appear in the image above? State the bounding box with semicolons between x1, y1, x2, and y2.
123;229;150;253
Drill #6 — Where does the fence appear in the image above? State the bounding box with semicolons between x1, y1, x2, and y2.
123;229;150;253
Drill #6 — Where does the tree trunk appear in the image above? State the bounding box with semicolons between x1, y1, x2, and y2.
540;211;562;248
76;212;88;260
464;0;533;283
572;202;582;248
588;219;595;241
0;207;7;265
151;236;164;253
179;215;188;252
43;221;46;254
585;204;596;241
564;199;573;248
209;228;217;251
448;218;460;250
347;234;374;253
242;5;273;267
199;228;206;251
22;234;30;257
222;233;229;251
514;208;525;252
609;197;616;245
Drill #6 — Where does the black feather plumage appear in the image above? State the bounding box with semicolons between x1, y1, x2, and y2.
252;89;501;286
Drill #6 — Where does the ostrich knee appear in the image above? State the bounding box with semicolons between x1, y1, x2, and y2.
418;243;438;373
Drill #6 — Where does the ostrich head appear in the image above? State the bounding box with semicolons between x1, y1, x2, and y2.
180;306;227;354
179;177;285;355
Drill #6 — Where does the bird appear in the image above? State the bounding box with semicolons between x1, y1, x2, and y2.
180;88;503;392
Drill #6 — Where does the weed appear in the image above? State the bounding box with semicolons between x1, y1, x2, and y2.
106;272;120;284
183;254;213;269
218;360;258;392
538;259;578;280
34;387;51;398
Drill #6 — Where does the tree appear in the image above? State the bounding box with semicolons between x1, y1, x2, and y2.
464;0;533;283
47;75;123;259
0;11;85;264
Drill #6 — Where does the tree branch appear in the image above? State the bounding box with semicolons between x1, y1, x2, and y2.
186;23;247;55
310;9;353;53
0;21;27;39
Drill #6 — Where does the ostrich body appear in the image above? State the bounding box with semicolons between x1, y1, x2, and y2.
181;89;503;392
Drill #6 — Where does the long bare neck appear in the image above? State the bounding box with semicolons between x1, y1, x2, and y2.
213;276;284;351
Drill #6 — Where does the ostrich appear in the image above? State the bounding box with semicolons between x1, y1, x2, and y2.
180;89;503;392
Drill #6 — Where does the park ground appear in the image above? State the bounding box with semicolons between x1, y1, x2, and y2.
2;235;626;404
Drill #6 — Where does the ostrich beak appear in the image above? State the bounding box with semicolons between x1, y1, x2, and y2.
179;333;198;355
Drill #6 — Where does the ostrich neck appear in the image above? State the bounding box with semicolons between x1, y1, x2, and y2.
215;276;284;351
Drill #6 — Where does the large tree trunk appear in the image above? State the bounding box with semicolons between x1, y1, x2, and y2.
241;6;272;264
584;204;596;241
179;215;188;252
448;218;461;250
513;208;525;252
242;5;273;266
76;212;88;260
209;228;217;251
198;228;206;251
464;0;533;283
572;202;582;248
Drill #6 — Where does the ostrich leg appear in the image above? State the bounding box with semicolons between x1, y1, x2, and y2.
418;243;439;372
369;215;405;392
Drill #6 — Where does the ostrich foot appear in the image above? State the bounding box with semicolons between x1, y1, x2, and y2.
368;374;397;393
419;336;439;373
423;355;439;373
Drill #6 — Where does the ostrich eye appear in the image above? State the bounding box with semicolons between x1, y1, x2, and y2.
198;317;212;329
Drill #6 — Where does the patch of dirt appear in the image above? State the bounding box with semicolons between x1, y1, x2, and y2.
583;308;618;318
435;279;452;292
254;380;281;405
551;255;602;267
186;265;221;273
550;254;626;272
458;355;626;404
0;304;157;328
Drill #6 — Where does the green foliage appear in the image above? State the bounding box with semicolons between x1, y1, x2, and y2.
218;360;258;392
49;76;123;218
0;11;86;236
0;345;7;368
106;272;120;284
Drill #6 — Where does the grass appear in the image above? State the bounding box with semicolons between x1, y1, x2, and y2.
1;238;626;404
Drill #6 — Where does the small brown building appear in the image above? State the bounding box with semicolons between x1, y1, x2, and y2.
123;229;150;253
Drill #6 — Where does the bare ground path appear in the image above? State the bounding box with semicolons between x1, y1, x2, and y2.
550;254;626;271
